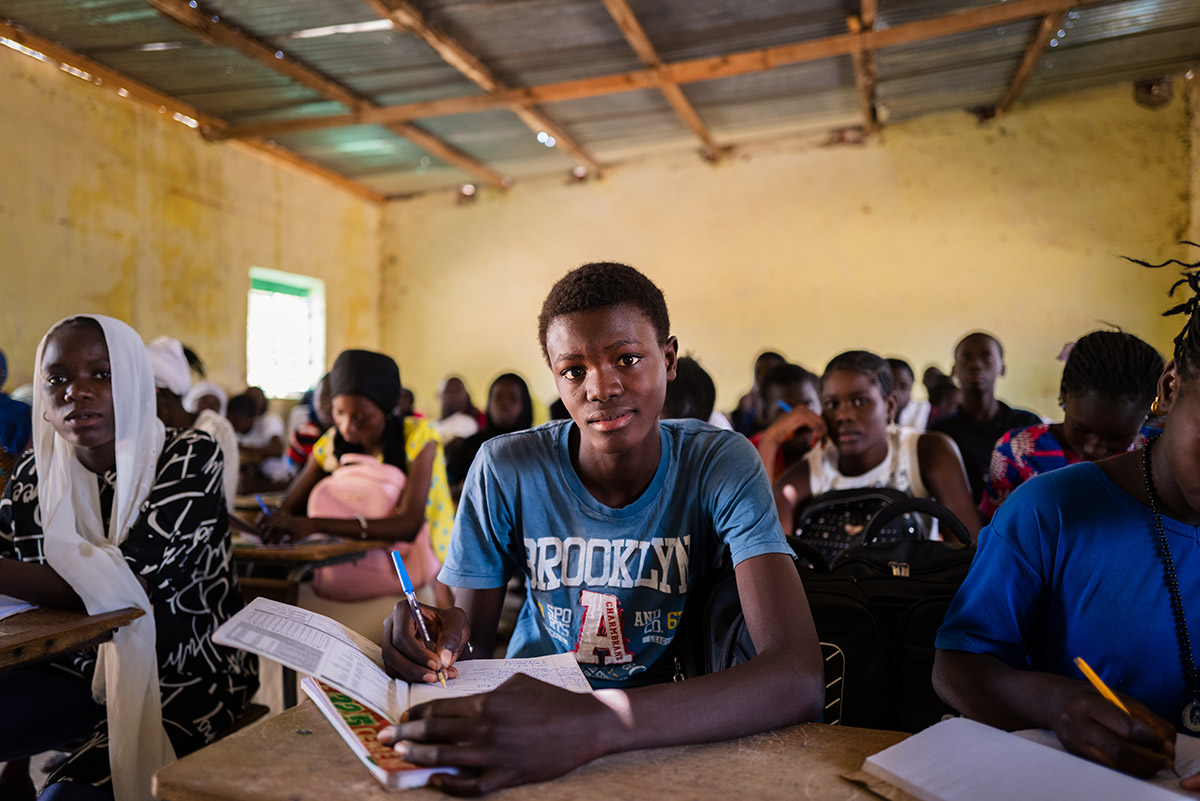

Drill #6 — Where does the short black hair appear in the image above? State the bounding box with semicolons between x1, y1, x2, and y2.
227;393;256;418
1061;330;1163;409
955;332;1003;360
537;262;670;363
823;350;893;397
662;356;716;422
886;358;914;382
760;363;818;400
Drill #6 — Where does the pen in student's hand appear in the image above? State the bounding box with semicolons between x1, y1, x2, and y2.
1074;656;1178;776
776;399;793;413
392;550;447;688
255;494;273;518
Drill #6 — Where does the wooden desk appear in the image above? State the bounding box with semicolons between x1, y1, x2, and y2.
0;606;145;670
234;538;392;707
153;701;911;801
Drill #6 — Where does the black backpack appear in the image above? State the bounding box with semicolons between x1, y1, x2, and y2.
830;495;976;732
671;560;889;729
790;487;928;571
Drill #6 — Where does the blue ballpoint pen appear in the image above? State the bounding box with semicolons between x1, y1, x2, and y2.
391;550;447;687
254;494;272;517
776;399;793;413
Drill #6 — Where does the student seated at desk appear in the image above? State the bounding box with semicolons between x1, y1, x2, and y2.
932;262;1200;791
257;349;455;603
378;262;824;795
0;315;257;801
771;351;980;544
979;330;1163;522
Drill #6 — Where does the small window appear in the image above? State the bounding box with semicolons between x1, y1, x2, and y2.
246;268;325;398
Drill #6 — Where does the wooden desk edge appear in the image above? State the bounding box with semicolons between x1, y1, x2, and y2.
153;701;913;801
0;606;145;669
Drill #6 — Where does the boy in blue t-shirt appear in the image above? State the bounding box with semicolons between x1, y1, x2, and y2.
379;262;823;794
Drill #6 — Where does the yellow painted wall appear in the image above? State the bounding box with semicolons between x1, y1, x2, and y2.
381;82;1193;419
0;45;381;393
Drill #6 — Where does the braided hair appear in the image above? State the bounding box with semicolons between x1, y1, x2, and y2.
1061;331;1162;408
1124;242;1200;377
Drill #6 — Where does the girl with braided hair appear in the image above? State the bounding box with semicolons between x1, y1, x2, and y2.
979;330;1164;521
934;245;1200;790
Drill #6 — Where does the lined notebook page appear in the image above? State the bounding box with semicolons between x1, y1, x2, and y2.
864;717;1195;801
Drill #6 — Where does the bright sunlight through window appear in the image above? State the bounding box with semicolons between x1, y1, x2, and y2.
246;268;325;398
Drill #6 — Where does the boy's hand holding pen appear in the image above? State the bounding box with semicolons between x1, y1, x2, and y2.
384;550;470;686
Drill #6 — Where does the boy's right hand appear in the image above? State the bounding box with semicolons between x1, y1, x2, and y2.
383;602;470;684
1052;684;1176;779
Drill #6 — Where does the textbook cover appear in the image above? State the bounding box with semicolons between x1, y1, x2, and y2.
301;677;450;790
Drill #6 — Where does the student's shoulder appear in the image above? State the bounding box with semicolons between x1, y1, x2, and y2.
989;461;1107;529
661;418;761;467
476;420;568;464
163;426;221;462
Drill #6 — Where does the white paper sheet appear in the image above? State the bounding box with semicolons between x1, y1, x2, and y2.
0;594;35;621
863;717;1198;801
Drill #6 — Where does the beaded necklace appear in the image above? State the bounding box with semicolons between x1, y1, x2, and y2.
1141;436;1200;731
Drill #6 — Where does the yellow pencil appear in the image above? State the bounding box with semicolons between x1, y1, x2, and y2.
1073;656;1131;714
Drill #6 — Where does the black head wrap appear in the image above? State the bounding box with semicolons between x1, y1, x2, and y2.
328;350;407;470
329;350;400;415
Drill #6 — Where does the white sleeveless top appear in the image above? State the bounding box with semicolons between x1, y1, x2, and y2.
805;425;929;498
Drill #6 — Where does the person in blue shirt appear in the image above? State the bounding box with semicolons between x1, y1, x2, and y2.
378;262;823;794
934;257;1200;792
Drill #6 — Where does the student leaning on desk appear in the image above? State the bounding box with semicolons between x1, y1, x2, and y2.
933;253;1200;793
378;263;825;795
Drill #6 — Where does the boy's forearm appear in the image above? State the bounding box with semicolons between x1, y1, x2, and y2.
933;649;1075;731
590;645;823;757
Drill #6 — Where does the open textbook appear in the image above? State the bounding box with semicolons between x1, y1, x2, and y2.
214;597;593;788
861;717;1200;801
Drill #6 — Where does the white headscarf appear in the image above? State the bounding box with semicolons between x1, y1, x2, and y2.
145;336;191;397
34;315;175;801
182;381;227;417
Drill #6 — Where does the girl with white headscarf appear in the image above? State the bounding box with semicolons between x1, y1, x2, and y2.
0;316;257;801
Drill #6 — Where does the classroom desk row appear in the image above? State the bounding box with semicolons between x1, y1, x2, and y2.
152;701;916;801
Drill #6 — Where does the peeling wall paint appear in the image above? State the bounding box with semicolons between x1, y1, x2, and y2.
0;46;381;392
381;83;1193;419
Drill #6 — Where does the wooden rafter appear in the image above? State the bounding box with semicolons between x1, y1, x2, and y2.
847;14;879;135
147;0;507;188
0;19;384;203
360;0;603;175
994;11;1068;115
600;0;723;159
220;0;1091;141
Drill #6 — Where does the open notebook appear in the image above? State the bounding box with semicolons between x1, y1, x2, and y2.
214;597;592;788
862;717;1200;801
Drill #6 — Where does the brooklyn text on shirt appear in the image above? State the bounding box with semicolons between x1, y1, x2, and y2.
522;535;690;594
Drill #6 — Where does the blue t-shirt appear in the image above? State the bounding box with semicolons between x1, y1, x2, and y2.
439;418;790;689
937;462;1200;730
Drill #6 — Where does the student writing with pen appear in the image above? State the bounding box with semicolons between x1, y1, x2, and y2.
377;263;824;795
933;254;1200;791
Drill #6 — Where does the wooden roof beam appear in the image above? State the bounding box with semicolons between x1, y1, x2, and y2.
360;0;603;176
994;11;1068;115
0;19;384;203
600;0;724;160
847;15;879;135
221;0;1090;140
147;0;507;188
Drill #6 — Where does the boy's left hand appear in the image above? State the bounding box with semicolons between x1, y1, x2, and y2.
378;673;610;796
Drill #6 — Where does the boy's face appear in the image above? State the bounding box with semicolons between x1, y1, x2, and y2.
953;335;1004;392
545;304;677;461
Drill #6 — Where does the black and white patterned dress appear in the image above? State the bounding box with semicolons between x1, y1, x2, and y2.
0;427;259;787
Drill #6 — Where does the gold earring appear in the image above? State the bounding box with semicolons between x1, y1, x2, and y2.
1151;396;1162;415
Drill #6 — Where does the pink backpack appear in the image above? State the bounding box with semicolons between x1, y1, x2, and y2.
308;453;441;601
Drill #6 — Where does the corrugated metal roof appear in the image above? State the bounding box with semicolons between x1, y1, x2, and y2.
1;0;1196;197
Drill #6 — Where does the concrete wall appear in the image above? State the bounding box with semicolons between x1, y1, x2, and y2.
381;82;1193;418
0;45;382;392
